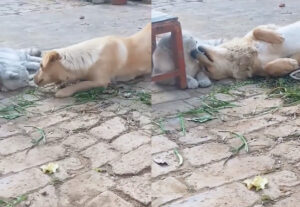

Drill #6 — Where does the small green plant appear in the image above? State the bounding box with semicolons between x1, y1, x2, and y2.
181;94;237;122
73;87;118;103
0;96;37;120
264;77;300;106
0;195;27;207
137;91;151;106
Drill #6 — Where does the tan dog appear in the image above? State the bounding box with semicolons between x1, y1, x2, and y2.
34;24;151;97
191;21;300;80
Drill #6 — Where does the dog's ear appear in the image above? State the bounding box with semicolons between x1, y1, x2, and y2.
42;51;60;70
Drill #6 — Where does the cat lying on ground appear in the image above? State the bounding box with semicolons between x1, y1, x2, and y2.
0;48;42;91
152;33;224;89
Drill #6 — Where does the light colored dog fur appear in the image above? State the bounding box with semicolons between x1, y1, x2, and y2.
34;23;151;97
191;21;300;80
152;33;223;89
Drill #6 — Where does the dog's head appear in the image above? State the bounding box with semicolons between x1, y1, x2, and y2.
190;45;232;80
34;51;70;86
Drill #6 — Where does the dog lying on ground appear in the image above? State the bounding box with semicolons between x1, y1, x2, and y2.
34;23;151;98
152;33;224;89
0;48;41;91
191;21;300;80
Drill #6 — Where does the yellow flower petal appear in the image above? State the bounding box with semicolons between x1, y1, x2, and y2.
41;163;59;174
243;179;253;190
243;176;268;191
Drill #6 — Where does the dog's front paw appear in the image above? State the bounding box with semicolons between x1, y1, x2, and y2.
55;89;73;98
288;59;299;69
273;34;285;44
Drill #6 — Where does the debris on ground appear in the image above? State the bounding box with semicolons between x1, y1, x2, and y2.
244;176;268;191
40;163;59;174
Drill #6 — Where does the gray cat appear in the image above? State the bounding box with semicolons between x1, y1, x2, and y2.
0;48;42;91
152;33;224;89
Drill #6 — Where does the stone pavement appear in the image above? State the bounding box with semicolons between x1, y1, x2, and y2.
0;1;151;207
1;0;300;206
151;0;300;206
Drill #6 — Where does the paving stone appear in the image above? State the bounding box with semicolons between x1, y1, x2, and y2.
270;141;300;163
58;114;99;132
30;97;74;113
152;177;188;198
132;111;152;126
116;173;151;205
152;100;194;119
62;133;98;151
59;171;115;207
90;117;127;140
179;126;214;145
166;183;259;207
99;111;116;117
231;84;266;97
54;157;84;180
0;135;32;155
184;97;205;108
0;145;65;174
153;195;182;207
183;143;231;167
112;130;150;153
214;93;237;102
279;105;300;116
152;135;178;154
262;123;300;139
152;90;191;105
273;190;300;207
209;114;287;138
111;144;150;175
152;150;180;178
81;143;120;168
86;191;133;207
260;170;300;199
185;155;275;190
18;111;76;131
221;95;282;117
0;168;50;198
228;134;275;152
29;125;69;143
0;122;21;138
27;185;58;207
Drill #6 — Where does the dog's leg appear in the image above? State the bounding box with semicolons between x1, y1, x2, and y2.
253;28;284;44
55;80;109;98
264;58;299;76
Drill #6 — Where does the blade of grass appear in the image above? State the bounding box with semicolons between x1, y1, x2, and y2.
24;126;46;153
178;115;186;135
174;148;183;166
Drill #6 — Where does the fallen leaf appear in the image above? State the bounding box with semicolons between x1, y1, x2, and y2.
41;163;59;174
244;176;268;191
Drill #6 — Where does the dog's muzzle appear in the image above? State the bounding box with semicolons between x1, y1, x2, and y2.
190;49;200;59
191;46;214;62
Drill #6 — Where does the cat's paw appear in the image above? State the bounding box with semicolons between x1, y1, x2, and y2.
187;76;199;89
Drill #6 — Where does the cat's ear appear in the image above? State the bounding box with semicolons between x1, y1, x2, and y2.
41;51;60;70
